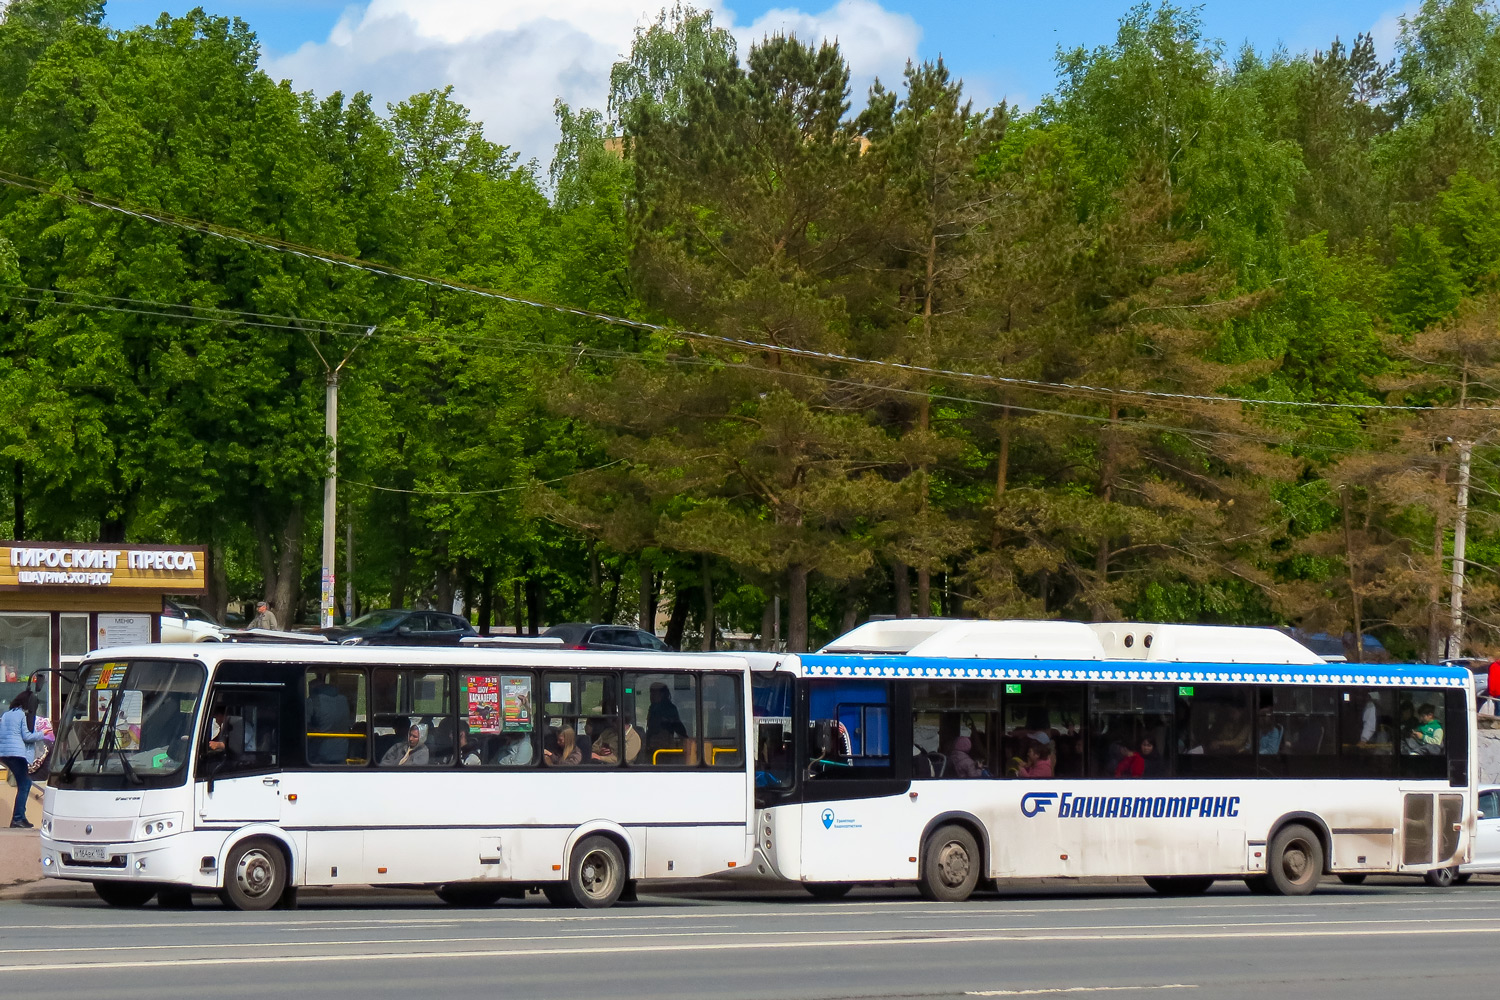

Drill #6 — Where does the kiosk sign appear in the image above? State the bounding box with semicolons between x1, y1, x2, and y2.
1;543;206;590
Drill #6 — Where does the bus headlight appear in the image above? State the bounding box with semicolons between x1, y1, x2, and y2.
138;813;183;840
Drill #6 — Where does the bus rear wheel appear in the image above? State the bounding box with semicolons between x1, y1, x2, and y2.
1144;876;1214;896
1424;866;1459;888
918;824;980;902
804;882;853;900
1266;824;1323;896
93;881;157;907
553;836;625;909
221;838;287;912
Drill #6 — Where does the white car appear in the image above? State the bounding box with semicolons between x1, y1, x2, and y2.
160;602;226;642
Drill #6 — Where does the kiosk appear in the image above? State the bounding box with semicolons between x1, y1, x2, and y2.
0;541;207;723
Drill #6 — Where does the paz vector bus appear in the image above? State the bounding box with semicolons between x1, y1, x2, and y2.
36;619;1475;908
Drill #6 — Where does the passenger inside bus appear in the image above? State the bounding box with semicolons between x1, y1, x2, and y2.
545;726;581;766
946;736;984;778
1114;737;1161;777
457;728;481;766
205;704;242;764
380;724;428;766
1404;703;1445;755
497;730;533;766
1015;737;1054;777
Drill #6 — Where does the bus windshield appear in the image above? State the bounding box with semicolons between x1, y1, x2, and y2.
51;660;205;787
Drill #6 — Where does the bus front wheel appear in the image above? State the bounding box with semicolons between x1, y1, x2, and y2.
1337;874;1367;886
1144;876;1214;896
93;881;158;907
553;836;625;909
1266;824;1323;896
221;838;287;912
918;824;981;902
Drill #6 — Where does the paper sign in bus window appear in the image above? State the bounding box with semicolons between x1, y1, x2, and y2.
466;675;500;733
503;676;533;732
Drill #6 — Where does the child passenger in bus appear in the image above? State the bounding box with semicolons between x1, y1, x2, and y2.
1016;738;1054;778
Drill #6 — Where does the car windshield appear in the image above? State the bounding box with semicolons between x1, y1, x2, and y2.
349;610;408;630
181;606;216;624
51;659;205;787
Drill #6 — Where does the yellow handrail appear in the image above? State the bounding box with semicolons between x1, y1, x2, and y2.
652;748;685;764
308;732;367;738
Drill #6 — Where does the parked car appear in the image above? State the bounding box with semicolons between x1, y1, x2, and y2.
160;600;226;642
542;623;675;651
312;608;477;646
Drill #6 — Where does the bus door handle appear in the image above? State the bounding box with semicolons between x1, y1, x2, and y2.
262;778;280;787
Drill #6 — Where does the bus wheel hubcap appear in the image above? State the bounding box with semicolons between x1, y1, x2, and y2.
580;852;614;897
937;842;970;887
1282;842;1310;883
237;851;275;897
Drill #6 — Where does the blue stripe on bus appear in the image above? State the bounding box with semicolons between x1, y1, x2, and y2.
796;655;1471;688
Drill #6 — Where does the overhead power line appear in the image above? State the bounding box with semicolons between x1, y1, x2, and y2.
0;168;1485;415
3;282;1471;463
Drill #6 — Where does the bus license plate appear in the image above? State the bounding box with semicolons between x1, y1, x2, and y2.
71;845;110;862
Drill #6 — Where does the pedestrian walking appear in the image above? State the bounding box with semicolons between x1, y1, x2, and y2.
0;690;48;828
249;600;279;631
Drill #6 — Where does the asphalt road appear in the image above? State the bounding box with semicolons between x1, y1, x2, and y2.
3;878;1496;999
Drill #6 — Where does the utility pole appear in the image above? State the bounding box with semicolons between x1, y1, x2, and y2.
320;371;339;628
308;327;374;629
1448;441;1473;661
345;497;355;623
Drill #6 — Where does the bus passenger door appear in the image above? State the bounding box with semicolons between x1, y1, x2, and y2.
799;680;917;882
194;670;295;826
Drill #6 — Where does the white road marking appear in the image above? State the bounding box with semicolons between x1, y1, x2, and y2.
967;987;1197;996
14;892;1488;934
8;923;1500;973
8;914;1498;958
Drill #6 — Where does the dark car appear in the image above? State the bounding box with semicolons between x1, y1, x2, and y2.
315;609;477;646
543;623;675;651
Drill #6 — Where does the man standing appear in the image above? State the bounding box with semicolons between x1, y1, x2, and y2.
249;601;279;631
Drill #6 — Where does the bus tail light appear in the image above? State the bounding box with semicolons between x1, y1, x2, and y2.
1489;661;1500;697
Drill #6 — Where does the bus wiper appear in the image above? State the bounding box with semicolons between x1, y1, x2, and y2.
59;741;87;781
113;746;141;784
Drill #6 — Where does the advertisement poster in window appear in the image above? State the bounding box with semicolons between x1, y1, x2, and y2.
501;675;532;732
466;676;500;733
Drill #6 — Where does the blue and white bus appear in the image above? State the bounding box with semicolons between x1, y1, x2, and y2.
748;619;1475;898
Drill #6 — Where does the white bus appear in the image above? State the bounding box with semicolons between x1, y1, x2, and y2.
747;620;1476;899
40;642;752;909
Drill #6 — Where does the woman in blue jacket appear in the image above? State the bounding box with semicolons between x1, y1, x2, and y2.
0;690;47;828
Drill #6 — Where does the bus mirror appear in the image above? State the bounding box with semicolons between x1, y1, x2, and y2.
1489;661;1500;698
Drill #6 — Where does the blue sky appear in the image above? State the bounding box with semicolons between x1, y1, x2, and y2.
99;0;1413;164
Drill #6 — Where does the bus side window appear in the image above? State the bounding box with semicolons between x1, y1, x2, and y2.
1174;685;1254;778
1256;686;1338;778
1001;683;1085;779
306;669;368;766
701;673;744;768
1341;689;1394;778
911;681;998;780
1399;688;1448;780
1089;684;1172;778
807;679;892;778
625;672;697;766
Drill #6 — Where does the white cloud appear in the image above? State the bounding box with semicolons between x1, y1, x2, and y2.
1369;4;1416;64
262;0;921;171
